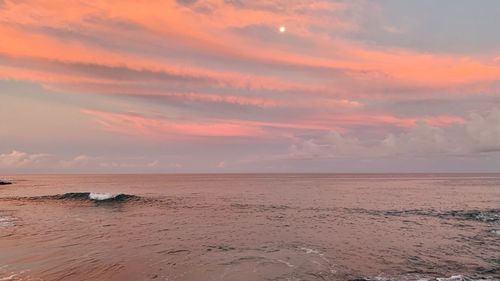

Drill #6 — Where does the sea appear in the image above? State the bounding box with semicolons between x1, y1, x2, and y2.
0;174;498;281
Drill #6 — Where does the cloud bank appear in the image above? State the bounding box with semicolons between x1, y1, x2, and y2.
0;0;499;172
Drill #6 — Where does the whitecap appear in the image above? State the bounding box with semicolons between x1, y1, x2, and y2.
353;275;496;281
276;259;295;268
300;247;320;254
437;276;497;281
0;274;17;281
0;216;16;227
89;192;119;201
0;269;30;281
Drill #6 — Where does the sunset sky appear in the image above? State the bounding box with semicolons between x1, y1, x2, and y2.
1;0;500;173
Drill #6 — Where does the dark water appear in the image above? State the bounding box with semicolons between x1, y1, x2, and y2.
0;174;498;281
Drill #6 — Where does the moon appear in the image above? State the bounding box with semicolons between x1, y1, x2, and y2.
279;26;286;33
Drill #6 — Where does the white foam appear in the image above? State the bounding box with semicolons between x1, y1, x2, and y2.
0;274;17;281
360;275;495;281
276;259;295;268
437;276;495;281
0;270;29;281
89;192;118;201
437;276;467;281
300;247;320;254
0;216;16;227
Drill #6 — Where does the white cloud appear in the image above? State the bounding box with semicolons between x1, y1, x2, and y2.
169;163;183;168
0;150;162;172
59;155;95;168
98;160;160;169
147;160;160;167
465;108;500;152
290;131;370;159
290;108;500;159
381;121;451;155
0;150;52;168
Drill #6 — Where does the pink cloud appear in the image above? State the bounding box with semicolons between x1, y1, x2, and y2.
82;109;264;138
1;0;498;169
2;0;500;102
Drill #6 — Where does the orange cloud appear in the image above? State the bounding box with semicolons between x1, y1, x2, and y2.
82;109;264;138
1;1;498;91
0;0;495;144
82;109;354;139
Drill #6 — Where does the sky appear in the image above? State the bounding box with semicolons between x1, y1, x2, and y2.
1;0;500;173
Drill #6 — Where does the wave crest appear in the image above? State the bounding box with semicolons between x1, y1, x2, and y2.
350;274;496;281
53;192;139;202
0;179;12;185
2;192;142;203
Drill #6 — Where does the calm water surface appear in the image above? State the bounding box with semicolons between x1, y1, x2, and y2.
0;174;499;281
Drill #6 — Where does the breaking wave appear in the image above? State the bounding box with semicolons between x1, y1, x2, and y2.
349;274;497;281
351;208;500;224
0;179;12;185
440;209;500;223
5;192;141;203
50;192;139;202
396;209;500;224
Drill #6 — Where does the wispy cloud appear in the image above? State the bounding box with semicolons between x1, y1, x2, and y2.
1;0;499;172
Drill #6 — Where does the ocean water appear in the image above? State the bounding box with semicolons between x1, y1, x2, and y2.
0;174;498;281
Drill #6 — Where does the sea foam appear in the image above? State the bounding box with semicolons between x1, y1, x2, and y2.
89;192;119;201
350;275;496;281
0;216;16;227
